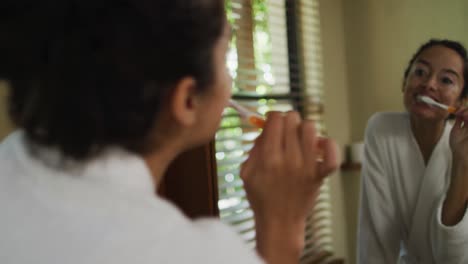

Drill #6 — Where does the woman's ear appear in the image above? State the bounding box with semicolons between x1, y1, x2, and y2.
169;77;200;127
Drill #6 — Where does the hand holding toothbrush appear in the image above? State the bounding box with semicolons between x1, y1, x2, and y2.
237;110;340;264
424;92;468;226
441;102;468;226
417;95;468;154
449;105;468;162
228;99;332;160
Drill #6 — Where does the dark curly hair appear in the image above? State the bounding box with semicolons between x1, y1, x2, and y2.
403;39;468;99
0;0;225;160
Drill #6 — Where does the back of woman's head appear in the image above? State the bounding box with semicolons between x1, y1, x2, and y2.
0;0;225;160
403;39;468;99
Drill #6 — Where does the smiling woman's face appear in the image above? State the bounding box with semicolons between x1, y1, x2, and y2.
403;45;465;121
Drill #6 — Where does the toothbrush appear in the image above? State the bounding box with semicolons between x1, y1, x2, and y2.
228;99;265;128
417;95;457;114
228;99;329;162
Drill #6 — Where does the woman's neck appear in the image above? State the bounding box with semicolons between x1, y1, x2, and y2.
143;142;182;190
143;152;173;188
410;116;446;164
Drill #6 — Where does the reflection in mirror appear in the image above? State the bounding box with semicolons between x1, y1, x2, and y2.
320;0;468;263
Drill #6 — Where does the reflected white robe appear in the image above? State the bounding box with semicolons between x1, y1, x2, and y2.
357;112;468;264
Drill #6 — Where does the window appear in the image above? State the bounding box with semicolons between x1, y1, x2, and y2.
216;0;342;263
217;0;292;250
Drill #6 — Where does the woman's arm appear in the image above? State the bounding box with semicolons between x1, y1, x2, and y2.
444;112;468;226
442;159;468;226
430;112;468;263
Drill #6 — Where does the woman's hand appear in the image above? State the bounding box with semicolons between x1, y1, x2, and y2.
450;107;468;162
444;107;468;226
240;111;339;264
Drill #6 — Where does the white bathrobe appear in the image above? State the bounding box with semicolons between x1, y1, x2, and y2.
357;112;468;264
0;131;263;264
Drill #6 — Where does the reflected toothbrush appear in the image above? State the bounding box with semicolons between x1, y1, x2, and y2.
228;99;265;128
417;95;457;114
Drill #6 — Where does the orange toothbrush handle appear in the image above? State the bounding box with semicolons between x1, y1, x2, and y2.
249;116;265;128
